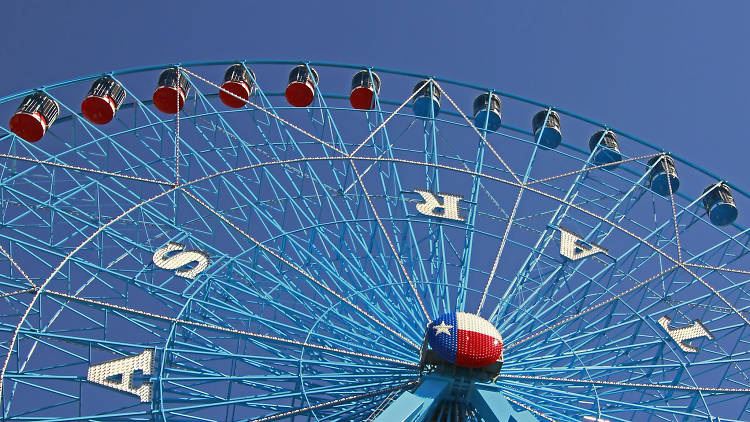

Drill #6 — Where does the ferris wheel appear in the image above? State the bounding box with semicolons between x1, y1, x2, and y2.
0;60;748;421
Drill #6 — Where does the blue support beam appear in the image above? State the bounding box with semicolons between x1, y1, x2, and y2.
374;376;540;422
471;383;539;422
373;375;450;422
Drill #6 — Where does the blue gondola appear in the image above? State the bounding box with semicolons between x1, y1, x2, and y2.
531;109;562;150
412;80;441;118
648;155;680;196
472;93;502;131
589;130;622;168
703;182;738;226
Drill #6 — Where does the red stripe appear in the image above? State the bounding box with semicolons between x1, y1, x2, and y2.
455;329;503;368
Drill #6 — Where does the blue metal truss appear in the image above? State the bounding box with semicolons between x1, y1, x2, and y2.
0;61;746;421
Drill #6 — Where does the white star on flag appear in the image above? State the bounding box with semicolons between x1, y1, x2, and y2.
433;321;453;336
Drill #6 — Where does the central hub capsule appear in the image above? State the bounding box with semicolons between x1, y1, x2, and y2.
426;312;503;368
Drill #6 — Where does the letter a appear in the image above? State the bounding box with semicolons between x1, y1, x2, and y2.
414;189;465;221
558;227;607;260
87;349;155;402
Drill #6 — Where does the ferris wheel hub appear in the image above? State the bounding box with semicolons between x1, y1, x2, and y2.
424;312;504;370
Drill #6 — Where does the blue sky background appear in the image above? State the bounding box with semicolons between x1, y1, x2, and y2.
1;1;748;192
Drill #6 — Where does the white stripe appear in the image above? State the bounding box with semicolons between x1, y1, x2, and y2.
456;312;502;340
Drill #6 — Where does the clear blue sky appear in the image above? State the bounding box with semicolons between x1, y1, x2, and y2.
2;1;749;187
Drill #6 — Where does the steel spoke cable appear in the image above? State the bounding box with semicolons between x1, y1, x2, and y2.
0;152;172;186
0;182;184;402
348;161;431;321
175;68;182;186
193;114;342;196
521;182;750;326
181;67;346;156
348;80;427;157
504;396;558;422
249;380;418;421
506;265;679;350
663;154;684;263
157;379;410;414
0;288;37;299
176;153;748;290
42;289;416;368
527;153;660;186
11;250;136;382
7;151;746;338
502;384;639;422
185;64;434;320
0;243;37;290
499;373;750;393
502;378;714;419
684;263;750;276
180;188;423;352
476;186;524;314
180;187;422;350
431;80;522;185
2;142;748;416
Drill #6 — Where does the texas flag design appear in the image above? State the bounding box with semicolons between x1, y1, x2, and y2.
426;312;503;368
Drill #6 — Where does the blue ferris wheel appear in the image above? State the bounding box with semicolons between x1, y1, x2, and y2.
0;60;748;421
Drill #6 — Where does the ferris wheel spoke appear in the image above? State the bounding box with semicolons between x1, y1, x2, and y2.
179;187;422;350
683;226;750;270
506;265;678;351
501;239;665;344
175;264;420;362
0;243;36;290
502;378;721;421
348;81;422;158
308;72;354;156
183;68;346;156
503;280;750;402
527;153;661;188
349;96;444;317
505;204;704;340
501;386;591;422
375;121;444;317
40;289;415;367
348;160;431;320
432;120;494;312
175;109;428;330
516;182;750;328
0;288;35;300
183;289;418;362
167;181;426;352
28;95;177;186
501;396;558;422
431;81;521;185
0;153;171;187
161;380;416;422
489;159;654;328
501;373;750;394
477;186;524;314
257;382;417;422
